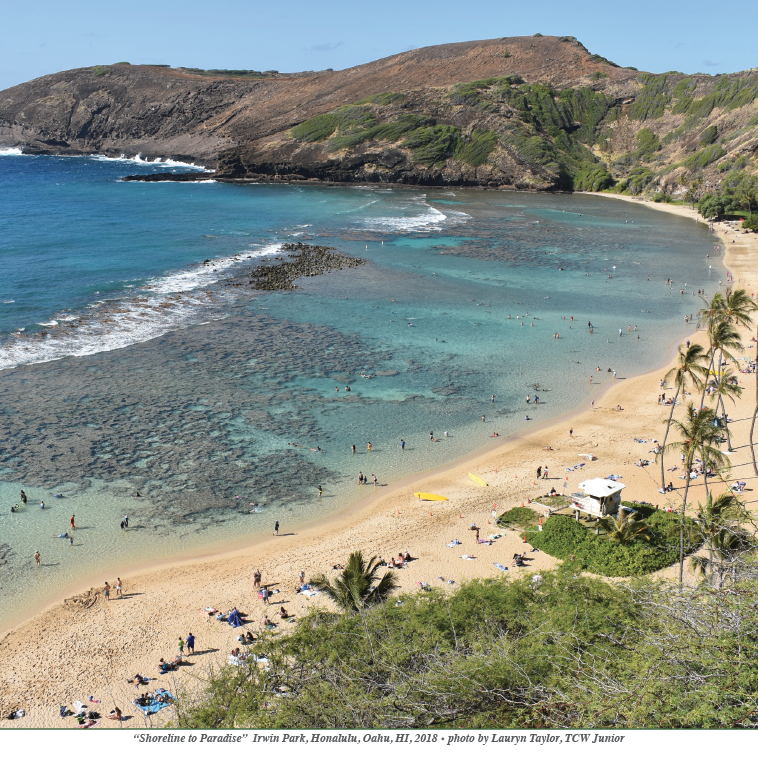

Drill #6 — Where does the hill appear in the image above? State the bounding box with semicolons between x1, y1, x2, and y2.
1;36;757;200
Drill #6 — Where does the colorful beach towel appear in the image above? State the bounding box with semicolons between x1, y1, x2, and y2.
133;692;174;715
494;563;508;572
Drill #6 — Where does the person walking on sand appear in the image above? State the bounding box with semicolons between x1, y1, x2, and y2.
34;550;40;567
186;632;195;654
70;514;76;531
261;586;270;605
254;569;262;588
178;637;184;655
299;569;306;585
116;578;123;598
103;581;110;601
543;466;549;480
274;521;279;536
537;466;542;478
372;474;377;486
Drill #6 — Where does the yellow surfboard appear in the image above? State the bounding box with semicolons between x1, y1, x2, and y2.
414;492;448;501
468;473;488;487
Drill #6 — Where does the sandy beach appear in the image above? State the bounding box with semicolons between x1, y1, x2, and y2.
2;194;757;728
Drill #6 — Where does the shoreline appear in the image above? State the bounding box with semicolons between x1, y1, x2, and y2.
2;193;756;727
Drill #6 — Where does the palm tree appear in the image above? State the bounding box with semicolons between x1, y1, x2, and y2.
660;404;730;585
597;509;650;545
722;287;756;330
710;367;743;451
699;320;742;407
659;343;708;488
689;492;754;588
309;551;399;613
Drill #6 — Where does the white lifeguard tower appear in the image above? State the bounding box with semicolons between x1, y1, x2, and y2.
571;478;626;519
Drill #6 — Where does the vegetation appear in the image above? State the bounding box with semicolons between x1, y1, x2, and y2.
173;544;758;729
309;551;399;613
92;66;111;77
528;507;689;576
496;506;538;529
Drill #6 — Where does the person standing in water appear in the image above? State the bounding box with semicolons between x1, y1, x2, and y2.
70;514;76;531
351;444;356;455
400;439;405;451
20;490;27;504
34;550;41;567
40;501;45;510
318;485;323;498
123;516;129;528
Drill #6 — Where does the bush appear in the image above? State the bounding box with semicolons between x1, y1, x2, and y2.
497;507;539;530
574;165;614;191
455;129;499;166
744;214;758;231
402;125;462;167
527;507;691;576
699;125;718;145
92;65;111;77
635;127;661;158
588;71;609;81
699;193;727;219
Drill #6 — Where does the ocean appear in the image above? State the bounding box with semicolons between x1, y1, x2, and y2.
0;151;719;628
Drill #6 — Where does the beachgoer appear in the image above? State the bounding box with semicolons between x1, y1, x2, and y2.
543;467;548;479
482;415;485;423
34;550;40;566
262;587;270;605
537;466;542;478
108;706;122;721
70;514;76;530
124;516;129;528
120;520;125;530
40;501;45;509
254;569;262;588
299;569;305;585
358;471;364;484
103;581;110;601
367;441;372;452
278;606;290;619
569;428;573;437
372;474;377;486
116;578;122;598
430;431;434;441
351;444;356;454
318;485;323;498
178;637;184;655
491;394;495;403
20;489;27;504
400;439;405;451
274;521;279;536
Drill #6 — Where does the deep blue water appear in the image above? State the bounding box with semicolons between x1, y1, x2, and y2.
0;151;720;626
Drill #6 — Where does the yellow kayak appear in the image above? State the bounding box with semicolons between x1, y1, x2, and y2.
414;492;448;501
468;473;488;487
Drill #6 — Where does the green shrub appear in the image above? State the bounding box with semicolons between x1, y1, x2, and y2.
455;129;499;166
497;507;539;529
743;214;758;231
357;92;404;106
92;65;111;77
683;143;725;170
588;71;609;81
402;125;462;167
699;125;718;145
528;508;690;576
290;113;340;142
574;165;614;191
114;61;130;65
635;127;661;158
628;74;671;120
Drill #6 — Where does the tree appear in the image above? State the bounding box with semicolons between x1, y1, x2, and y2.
597;509;650;545
710;366;743;451
699;317;742;408
309;551;399;613
736;175;758;215
660;404;729;584
659;343;707;488
689;492;755;589
698;193;726;220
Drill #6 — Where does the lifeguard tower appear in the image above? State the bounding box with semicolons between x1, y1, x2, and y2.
571;478;625;519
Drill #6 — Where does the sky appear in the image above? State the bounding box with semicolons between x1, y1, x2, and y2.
1;0;757;91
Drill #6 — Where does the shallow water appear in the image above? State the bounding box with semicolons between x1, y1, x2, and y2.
0;154;720;628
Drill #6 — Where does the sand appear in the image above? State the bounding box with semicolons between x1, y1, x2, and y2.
2;196;757;728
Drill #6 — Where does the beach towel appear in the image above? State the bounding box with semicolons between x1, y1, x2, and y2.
460;555;476;560
446;540;461;547
77;719;99;729
494;563;508;572
132;692;174;715
302;589;319;597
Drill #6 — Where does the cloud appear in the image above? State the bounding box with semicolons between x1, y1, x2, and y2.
310;42;344;52
703;58;721;67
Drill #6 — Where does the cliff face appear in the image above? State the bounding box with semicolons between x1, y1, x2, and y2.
1;36;757;195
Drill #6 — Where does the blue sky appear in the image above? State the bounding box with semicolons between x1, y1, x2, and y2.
2;0;756;91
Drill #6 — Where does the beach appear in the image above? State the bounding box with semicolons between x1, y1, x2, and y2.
1;195;756;728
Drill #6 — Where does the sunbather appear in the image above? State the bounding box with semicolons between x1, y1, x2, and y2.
107;707;122;721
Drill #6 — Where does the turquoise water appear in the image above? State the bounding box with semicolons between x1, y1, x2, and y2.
0;152;720;628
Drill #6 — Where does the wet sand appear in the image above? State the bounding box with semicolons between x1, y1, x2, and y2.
2;196;757;728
